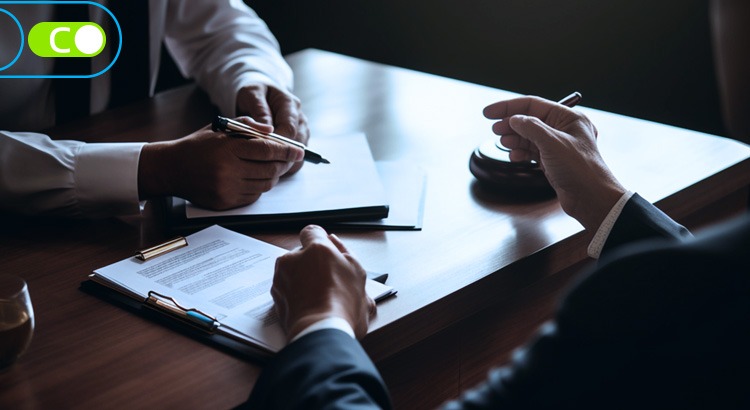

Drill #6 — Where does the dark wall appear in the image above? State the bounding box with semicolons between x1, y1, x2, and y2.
246;0;724;136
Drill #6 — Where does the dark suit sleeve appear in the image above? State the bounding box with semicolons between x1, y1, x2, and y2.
243;329;392;410
440;213;750;410
241;195;709;410
600;193;691;255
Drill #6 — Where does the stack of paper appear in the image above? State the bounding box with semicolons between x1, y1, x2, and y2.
167;133;426;232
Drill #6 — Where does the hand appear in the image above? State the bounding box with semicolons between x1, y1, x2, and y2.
236;83;310;175
271;225;376;341
138;121;303;210
483;96;627;231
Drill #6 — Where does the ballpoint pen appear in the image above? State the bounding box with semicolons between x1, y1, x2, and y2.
147;292;218;331
212;116;330;164
557;91;582;108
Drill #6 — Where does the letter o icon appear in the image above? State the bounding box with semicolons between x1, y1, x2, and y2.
75;24;104;55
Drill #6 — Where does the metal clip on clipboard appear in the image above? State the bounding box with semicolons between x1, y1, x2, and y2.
135;237;189;261
144;291;219;333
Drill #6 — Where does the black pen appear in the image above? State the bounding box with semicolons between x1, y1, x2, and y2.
212;116;330;164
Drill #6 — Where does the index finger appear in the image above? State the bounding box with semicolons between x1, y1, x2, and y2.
231;138;303;163
483;96;559;120
239;85;273;126
268;88;302;142
235;115;273;134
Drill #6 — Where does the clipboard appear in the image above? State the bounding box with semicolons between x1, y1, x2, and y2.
165;133;391;234
80;226;396;361
80;279;275;362
166;196;389;234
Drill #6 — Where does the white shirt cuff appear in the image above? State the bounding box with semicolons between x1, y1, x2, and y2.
587;190;635;259
75;142;145;216
290;316;356;344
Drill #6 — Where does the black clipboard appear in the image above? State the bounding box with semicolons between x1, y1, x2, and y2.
80;279;274;363
165;197;389;234
80;270;390;363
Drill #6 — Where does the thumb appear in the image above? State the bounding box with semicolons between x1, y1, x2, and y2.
298;224;329;248
508;115;560;151
367;296;377;318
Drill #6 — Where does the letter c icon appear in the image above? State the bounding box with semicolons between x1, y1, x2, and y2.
50;27;70;53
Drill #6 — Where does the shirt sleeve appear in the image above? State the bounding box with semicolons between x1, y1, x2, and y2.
587;190;635;259
290;316;356;344
0;131;144;217
163;0;293;117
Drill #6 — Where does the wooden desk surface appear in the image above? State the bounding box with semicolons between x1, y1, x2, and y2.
2;49;749;409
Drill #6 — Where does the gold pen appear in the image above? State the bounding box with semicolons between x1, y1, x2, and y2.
212;116;330;164
145;291;218;331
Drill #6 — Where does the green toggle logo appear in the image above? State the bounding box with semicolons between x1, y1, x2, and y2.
28;22;106;57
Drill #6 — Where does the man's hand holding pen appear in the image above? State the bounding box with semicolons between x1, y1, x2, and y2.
137;116;305;211
483;95;626;232
134;81;323;211
236;83;311;176
213;116;330;164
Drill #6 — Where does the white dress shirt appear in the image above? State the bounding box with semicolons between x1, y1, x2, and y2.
0;0;292;217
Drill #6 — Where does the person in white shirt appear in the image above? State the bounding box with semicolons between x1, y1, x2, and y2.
0;0;308;217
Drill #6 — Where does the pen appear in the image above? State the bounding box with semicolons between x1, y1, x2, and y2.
212;116;330;164
150;297;218;330
557;91;582;107
186;310;217;328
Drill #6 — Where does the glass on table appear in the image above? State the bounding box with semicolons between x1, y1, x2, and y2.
0;274;34;371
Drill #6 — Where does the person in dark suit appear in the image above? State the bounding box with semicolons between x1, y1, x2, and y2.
244;96;750;409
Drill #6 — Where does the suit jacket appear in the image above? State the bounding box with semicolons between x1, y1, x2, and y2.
245;194;750;409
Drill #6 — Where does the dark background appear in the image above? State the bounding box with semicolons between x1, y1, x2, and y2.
161;0;725;136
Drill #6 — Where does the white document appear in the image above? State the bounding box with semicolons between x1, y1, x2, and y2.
339;162;427;230
185;133;388;219
92;225;396;353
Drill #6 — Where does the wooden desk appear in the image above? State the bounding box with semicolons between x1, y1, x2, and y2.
2;49;749;409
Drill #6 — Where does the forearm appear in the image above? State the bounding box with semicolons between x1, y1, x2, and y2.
598;193;691;255
163;0;293;116
137;141;173;200
0;131;143;217
245;329;391;409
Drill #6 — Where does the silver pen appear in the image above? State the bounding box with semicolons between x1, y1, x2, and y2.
212;116;330;164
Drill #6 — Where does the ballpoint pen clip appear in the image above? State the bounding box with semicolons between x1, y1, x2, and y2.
145;291;219;332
